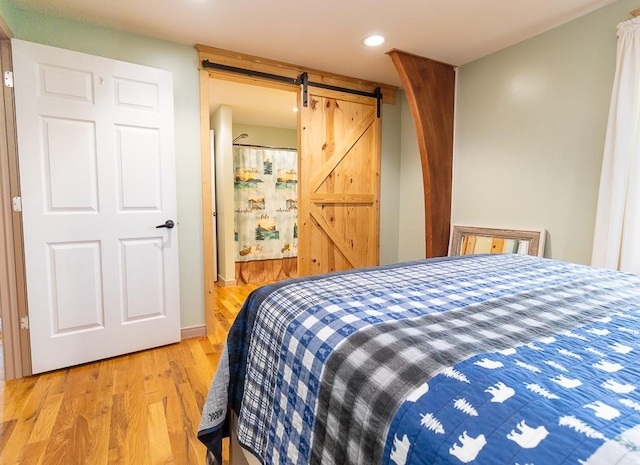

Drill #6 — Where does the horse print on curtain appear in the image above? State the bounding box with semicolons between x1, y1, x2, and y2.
234;146;298;261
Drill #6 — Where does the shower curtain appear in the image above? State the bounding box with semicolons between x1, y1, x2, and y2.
234;146;297;261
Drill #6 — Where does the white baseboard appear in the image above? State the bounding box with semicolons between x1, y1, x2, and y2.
181;324;207;339
217;274;237;287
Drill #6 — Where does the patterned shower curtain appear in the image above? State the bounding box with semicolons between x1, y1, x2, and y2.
234;146;298;262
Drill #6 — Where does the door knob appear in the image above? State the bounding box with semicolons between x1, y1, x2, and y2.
155;220;175;229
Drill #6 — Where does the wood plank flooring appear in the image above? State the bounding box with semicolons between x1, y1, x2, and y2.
0;282;262;465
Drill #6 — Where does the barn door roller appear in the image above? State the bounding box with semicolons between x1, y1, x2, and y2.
201;60;382;117
298;73;381;117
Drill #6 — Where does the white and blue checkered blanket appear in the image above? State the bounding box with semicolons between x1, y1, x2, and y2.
198;254;640;464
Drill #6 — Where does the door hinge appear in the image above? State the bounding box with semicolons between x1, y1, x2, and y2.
4;71;13;88
20;315;29;329
12;196;21;212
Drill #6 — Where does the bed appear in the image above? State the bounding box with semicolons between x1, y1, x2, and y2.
198;254;640;465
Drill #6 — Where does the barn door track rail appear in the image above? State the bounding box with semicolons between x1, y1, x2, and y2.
201;60;382;117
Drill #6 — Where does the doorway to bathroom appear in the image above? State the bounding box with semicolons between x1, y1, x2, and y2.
197;45;395;335
207;78;298;286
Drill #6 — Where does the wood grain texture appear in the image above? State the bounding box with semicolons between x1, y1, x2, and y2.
387;49;455;258
0;39;30;380
235;258;297;285
450;226;544;257
298;88;381;276
210;282;263;349
196;45;397;105
199;68;217;337
0;325;259;465
0;225;274;461
198;46;397;337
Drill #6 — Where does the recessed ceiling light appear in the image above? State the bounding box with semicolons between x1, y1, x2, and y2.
363;35;385;47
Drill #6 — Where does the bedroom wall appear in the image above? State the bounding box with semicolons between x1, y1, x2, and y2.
232;124;296;148
453;0;635;265
0;3;405;328
380;96;402;265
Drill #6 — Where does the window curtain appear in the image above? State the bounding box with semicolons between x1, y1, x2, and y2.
234;146;298;262
591;17;640;272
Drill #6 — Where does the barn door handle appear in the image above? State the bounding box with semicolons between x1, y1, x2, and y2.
155;220;175;229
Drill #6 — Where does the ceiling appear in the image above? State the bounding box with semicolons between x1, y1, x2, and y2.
208;79;298;130
10;0;619;129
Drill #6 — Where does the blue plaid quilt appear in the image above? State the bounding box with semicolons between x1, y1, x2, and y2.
198;254;640;465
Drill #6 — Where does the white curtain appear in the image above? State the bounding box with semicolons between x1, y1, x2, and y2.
591;17;640;272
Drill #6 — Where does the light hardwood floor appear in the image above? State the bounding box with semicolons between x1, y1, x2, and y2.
0;282;264;465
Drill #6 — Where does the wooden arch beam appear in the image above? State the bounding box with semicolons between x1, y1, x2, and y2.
388;49;455;258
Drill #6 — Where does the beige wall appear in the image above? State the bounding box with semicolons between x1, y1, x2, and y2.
380;99;402;265
9;0;625;327
453;0;633;264
395;1;636;265
232;123;296;148
0;0;627;307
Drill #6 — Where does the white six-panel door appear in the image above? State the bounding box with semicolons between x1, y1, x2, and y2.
12;39;180;374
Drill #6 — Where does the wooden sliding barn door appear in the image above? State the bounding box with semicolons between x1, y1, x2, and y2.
298;88;380;276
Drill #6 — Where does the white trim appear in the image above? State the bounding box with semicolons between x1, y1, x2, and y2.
180;324;207;339
217;274;237;287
